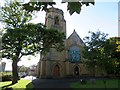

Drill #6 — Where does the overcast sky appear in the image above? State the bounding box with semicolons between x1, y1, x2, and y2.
0;0;120;70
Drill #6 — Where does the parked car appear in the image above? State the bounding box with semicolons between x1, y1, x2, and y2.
18;72;27;78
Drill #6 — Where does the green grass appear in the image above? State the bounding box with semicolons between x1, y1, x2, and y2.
70;79;119;88
0;79;34;90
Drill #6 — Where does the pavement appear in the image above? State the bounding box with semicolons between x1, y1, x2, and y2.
21;76;36;81
22;76;96;88
21;76;80;88
32;78;80;88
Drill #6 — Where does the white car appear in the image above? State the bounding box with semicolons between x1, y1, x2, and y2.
18;72;27;78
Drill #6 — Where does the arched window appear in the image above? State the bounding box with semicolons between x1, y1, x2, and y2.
54;16;59;25
68;46;81;62
48;15;52;18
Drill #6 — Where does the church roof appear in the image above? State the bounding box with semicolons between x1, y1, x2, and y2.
67;30;84;45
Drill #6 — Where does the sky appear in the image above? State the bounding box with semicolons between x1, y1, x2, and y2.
0;0;120;70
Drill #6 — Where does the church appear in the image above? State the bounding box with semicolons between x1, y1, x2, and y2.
37;7;100;78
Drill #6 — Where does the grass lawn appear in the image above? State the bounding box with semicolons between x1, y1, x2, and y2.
0;79;34;90
70;79;120;89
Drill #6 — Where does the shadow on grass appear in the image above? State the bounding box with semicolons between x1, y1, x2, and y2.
1;83;13;90
25;81;35;90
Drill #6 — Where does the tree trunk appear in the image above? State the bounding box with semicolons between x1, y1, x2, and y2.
12;59;19;84
37;52;42;78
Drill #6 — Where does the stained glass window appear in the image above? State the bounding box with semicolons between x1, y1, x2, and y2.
69;46;81;62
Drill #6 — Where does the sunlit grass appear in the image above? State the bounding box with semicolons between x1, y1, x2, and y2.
0;79;34;90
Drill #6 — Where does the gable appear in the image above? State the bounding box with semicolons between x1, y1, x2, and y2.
66;30;85;48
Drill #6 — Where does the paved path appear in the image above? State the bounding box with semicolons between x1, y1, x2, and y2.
32;78;80;88
21;76;36;81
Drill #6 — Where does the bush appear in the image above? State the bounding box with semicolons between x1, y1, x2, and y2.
0;72;12;82
0;72;20;81
2;75;12;82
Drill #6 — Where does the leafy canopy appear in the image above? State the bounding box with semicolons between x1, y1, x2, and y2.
83;31;118;75
1;1;65;61
1;1;65;84
23;0;95;15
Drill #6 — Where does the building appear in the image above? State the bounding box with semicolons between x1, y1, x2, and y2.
37;7;101;78
0;62;6;72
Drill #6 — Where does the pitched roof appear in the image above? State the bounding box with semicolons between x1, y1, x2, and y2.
67;29;84;44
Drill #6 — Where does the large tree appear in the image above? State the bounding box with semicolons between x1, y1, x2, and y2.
98;37;117;76
83;31;108;76
83;31;118;77
1;1;65;84
110;37;120;76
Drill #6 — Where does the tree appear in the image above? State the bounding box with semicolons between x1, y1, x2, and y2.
23;0;95;15
83;31;108;76
1;1;65;84
98;37;117;76
83;31;118;77
110;37;120;76
1;2;32;84
83;31;120;77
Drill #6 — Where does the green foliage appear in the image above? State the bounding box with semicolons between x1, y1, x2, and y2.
23;0;95;15
1;1;65;84
70;79;119;88
23;1;56;12
0;72;12;81
67;2;82;15
1;80;34;90
83;31;118;76
113;37;120;59
1;75;12;82
67;0;95;15
41;28;65;54
83;31;108;67
1;1;65;54
2;23;37;60
1;23;65;57
2;1;65;60
1;1;32;29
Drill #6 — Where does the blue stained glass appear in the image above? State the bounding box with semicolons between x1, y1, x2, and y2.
69;46;81;62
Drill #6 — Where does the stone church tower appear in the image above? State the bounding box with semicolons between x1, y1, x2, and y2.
37;7;91;78
45;7;66;34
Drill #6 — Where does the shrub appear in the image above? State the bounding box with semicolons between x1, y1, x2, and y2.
0;72;20;81
0;72;12;82
2;75;12;82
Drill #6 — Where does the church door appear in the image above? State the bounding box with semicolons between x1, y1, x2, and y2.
74;66;79;76
53;65;60;77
